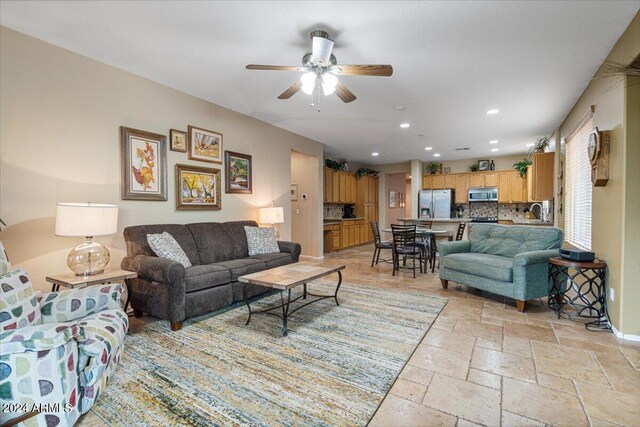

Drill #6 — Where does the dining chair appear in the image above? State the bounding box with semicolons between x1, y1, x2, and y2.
370;221;393;267
391;224;423;278
455;222;467;241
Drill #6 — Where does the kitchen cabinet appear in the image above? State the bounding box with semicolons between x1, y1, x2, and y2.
323;223;341;252
432;175;446;189
468;173;485;188
445;175;456;189
527;152;554;202
455;174;469;203
346;173;357;204
422;175;433;190
498;171;511;203
323;169;357;204
498;170;527;203
338;173;347;203
356;175;379;243
324;169;334;202
484;173;498;187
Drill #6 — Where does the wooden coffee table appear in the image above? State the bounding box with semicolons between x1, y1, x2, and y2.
238;262;346;336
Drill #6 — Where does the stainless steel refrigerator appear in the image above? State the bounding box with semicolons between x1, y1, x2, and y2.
418;189;455;219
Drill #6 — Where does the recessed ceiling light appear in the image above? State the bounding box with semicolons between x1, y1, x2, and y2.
489;140;499;144
425;146;433;151
372;152;379;156
400;123;410;128
487;109;500;115
491;148;499;152
434;153;441;157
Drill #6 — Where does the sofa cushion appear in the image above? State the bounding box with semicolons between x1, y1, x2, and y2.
147;232;192;268
187;221;258;264
442;253;514;282
249;252;293;269
469;224;563;258
184;265;231;293
0;269;41;331
244;226;280;256
123;224;200;266
212;258;266;281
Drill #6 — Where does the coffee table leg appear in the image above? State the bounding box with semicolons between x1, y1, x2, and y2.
244;285;253;326
303;283;307;299
280;289;292;337
334;270;343;306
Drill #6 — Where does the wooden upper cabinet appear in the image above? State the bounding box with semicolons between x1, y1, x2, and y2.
422;175;434;189
484;173;498;187
468;173;484;188
510;171;527;203
445;175;456;189
498;171;512;203
528;152;554;201
323;168;333;202
348;174;357;203
455;174;469;203
432;175;446;189
338;172;347;203
331;171;340;203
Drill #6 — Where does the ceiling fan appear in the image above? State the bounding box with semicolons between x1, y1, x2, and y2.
246;30;393;104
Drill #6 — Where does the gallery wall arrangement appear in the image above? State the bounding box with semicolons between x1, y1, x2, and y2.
120;124;254;211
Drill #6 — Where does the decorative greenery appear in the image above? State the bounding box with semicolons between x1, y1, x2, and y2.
469;163;479;172
424;162;440;175
528;136;550;155
355;168;379;177
513;158;532;177
324;159;346;171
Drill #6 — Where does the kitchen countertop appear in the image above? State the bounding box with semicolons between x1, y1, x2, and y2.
512;219;555;226
397;218;471;223
324;218;365;223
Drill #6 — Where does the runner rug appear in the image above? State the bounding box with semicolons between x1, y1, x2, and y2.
90;281;447;426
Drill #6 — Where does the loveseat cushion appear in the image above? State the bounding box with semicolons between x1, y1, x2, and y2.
184;265;232;293
187;221;258;264
469;224;563;258
442;253;514;282
213;258;266;281
249;252;293;269
0;269;41;331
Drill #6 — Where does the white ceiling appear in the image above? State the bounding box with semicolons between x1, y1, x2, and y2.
1;1;638;164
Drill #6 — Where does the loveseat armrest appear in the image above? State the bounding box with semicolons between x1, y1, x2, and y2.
278;241;302;262
0;323;85;356
513;249;560;267
439;240;471;257
121;254;185;284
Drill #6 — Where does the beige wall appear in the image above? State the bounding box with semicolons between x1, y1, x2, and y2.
0;27;324;291
385;173;409;228
439;153;529;174
291;151;321;258
557;12;639;336
375;162;411;228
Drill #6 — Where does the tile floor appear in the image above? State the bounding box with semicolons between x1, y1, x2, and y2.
80;244;640;427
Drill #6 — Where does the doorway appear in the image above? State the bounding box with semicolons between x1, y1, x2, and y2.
290;150;321;258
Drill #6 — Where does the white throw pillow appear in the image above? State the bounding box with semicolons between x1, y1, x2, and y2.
244;226;280;256
147;232;192;268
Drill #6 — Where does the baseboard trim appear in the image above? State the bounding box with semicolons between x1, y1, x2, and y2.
611;324;640;342
300;255;325;261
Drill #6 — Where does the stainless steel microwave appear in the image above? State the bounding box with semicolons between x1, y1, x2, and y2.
468;187;498;202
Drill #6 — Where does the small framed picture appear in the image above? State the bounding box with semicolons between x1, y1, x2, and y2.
478;160;490;171
188;125;223;164
175;164;221;210
170;129;187;152
225;151;252;194
120;127;167;201
444;167;451;174
290;184;298;201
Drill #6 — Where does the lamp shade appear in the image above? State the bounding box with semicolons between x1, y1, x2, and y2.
55;203;118;237
258;207;284;225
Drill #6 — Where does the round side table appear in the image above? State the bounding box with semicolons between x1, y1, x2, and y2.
547;257;610;331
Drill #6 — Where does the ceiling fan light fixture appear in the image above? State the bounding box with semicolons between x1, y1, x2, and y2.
301;72;316;95
321;73;338;96
311;36;334;65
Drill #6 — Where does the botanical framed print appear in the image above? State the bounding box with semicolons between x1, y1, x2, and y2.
478;160;490;171
188;125;223;163
170;129;187;152
290;184;298;201
175;164;221;210
225;151;252;194
120;126;167;201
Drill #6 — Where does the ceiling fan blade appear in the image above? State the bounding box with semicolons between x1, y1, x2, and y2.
246;64;303;72
335;82;356;103
332;65;393;77
277;81;303;99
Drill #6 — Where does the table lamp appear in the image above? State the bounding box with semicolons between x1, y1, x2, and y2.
257;206;284;238
55;203;118;276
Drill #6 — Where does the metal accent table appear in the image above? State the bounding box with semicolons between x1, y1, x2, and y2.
45;269;137;312
239;262;346;337
547;257;610;331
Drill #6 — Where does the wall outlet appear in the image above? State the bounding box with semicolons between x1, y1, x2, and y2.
610;288;615;302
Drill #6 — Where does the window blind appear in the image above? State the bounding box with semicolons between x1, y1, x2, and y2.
564;115;593;250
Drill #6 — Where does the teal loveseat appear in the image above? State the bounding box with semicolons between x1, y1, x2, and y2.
439;223;563;312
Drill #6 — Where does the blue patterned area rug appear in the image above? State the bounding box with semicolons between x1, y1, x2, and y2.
90;281;447;426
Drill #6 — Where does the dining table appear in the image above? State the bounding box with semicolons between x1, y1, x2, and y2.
382;228;452;273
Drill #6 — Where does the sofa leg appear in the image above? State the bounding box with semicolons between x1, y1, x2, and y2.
516;300;526;312
170;321;183;331
440;279;448;289
132;308;143;318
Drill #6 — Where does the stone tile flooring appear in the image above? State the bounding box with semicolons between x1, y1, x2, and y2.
79;243;640;427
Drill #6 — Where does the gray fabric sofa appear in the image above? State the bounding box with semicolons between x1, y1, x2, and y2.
439;223;563;312
121;220;301;331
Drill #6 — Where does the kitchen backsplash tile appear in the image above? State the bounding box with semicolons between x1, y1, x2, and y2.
324;205;344;220
454;201;554;221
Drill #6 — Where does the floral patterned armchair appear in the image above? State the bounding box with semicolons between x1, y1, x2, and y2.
0;268;128;426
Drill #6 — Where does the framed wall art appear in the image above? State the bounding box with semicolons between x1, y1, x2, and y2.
175;164;222;210
290;184;298;201
170;129;187;152
478;160;490;171
225;151;252;194
188;125;223;163
120;126;167;201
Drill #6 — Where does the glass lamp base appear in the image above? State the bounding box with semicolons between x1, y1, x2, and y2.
67;240;110;276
